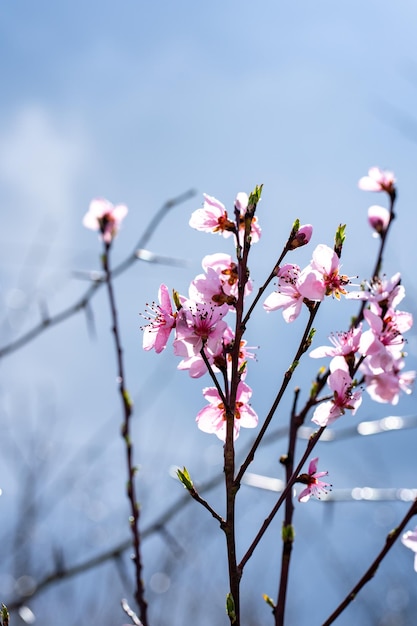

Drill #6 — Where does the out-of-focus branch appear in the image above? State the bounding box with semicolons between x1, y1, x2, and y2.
322;498;417;625
5;471;220;613
121;598;144;626
0;189;196;359
6;411;416;613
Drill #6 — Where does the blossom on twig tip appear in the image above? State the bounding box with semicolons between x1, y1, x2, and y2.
83;198;128;244
297;457;332;503
189;192;261;243
358;167;396;195
288;224;313;250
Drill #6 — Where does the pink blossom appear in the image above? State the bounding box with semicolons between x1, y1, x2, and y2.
189;266;226;307
203;253;253;298
298;244;350;301
234;192;248;213
176;323;229;378
189;193;261;243
173;300;229;357
176;324;256;379
359;308;412;372
83;198;128;244
189;194;235;237
189;253;252;307
196;382;258;441
358;167;396;195
297;457;332;503
345;273;405;315
309;326;362;359
177;353;215;378
312;356;362;426
402;526;417;572
142;284;177;353
288;224;313;250
361;358;415;405
263;264;305;323
368;205;390;236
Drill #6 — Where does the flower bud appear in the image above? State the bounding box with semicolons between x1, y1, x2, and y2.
288;224;313;249
367;205;390;236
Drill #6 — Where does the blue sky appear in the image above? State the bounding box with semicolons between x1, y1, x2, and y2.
1;2;417;625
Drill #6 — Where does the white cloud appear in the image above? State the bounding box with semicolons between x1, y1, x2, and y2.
0;105;88;221
0;105;92;311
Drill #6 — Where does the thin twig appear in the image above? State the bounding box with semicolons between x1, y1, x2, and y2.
183;485;225;526
235;302;320;485
102;243;148;624
322;498;417;626
238;427;326;574
6;413;415;612
274;388;300;626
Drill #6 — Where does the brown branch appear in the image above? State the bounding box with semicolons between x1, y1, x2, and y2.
102;242;148;624
322;498;417;625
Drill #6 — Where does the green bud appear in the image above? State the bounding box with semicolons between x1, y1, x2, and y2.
302;328;316;354
289;360;299;374
122;388;133;409
226;593;237;623
247;184;263;212
292;218;301;233
282;523;295;542
177;467;194;491
238;360;247;376
309;380;319;398
334;224;346;257
263;594;276;609
172;289;182;311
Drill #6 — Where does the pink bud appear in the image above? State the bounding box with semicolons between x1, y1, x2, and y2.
367;205;390;235
234;192;249;213
289;224;313;249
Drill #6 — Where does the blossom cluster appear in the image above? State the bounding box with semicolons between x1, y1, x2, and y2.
300;271;414;428
306;274;414;423
263;168;414;427
141;192;263;441
83;167;417;589
263;241;349;323
140;171;415;444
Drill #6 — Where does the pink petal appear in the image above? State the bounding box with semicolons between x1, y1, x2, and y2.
308;457;319;475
